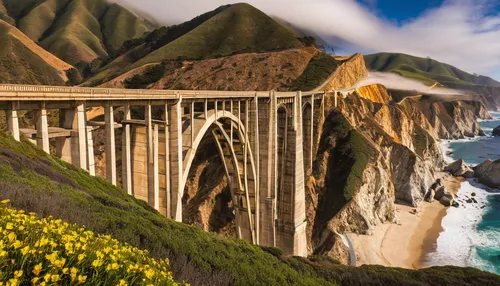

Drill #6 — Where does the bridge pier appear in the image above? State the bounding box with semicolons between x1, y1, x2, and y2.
56;104;88;170
104;103;116;185
34;105;50;154
86;126;95;176
6;103;20;141
122;104;132;195
169;97;183;221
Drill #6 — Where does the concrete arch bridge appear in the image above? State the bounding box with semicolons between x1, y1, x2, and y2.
0;84;356;256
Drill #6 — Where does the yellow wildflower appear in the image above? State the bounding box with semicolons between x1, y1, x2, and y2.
70;267;78;280
145;268;155;279
117;280;127;286
51;274;60;283
43;273;51;282
7;278;18;286
77;253;86;262
7;232;15;241
32;263;42;275
62;267;69;274
12;240;22;249
14;270;22;278
92;259;103;268
77;275;87;284
21;246;30;256
54;258;66;268
1;199;10;204
31;277;39;284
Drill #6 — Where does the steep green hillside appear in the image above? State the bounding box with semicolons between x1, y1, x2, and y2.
86;3;304;86
101;3;153;54
0;19;78;85
0;132;499;285
2;0;154;72
365;53;500;87
137;3;303;64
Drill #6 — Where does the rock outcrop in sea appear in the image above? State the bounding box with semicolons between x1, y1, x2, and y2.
474;159;500;188
493;125;500;136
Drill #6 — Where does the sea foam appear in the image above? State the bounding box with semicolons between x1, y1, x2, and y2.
423;180;489;268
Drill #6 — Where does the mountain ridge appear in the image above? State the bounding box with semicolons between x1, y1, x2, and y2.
1;0;155;72
365;52;500;87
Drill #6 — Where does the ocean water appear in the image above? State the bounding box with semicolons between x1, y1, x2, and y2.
440;112;500;165
425;112;500;274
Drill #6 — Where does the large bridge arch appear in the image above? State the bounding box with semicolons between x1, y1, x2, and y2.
178;109;258;243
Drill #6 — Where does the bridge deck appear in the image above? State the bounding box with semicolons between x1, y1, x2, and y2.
0;84;325;101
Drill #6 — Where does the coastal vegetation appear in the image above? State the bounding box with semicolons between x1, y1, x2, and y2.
0;201;179;285
0;132;499;285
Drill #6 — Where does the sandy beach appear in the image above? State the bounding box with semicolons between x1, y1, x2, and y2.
349;172;464;269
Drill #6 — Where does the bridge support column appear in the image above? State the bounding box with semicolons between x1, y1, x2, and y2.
6;103;20;141
87;127;95;176
35;105;50;154
257;91;277;248
289;91;307;257
146;104;160;210
75;104;88;170
169;96;183;221
104;103;116;185
122;104;132;195
163;105;171;218
248;96;260;244
56;104;87;170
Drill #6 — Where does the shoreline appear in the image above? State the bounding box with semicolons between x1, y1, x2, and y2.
349;173;463;269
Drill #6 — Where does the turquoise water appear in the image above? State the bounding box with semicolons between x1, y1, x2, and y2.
475;194;500;274
427;112;500;274
443;112;500;165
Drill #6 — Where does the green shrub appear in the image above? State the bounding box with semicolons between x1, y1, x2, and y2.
124;64;165;89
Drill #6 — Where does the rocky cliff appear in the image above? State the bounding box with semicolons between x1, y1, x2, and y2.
306;110;396;259
474;159;500;188
399;97;489;139
318;53;368;91
308;79;490;260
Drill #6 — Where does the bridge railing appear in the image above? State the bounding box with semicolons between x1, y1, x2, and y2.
0;84;325;101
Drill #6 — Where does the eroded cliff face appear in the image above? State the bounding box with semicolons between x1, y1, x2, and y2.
337;85;443;206
400;97;488;139
319;53;368;91
306;111;396;258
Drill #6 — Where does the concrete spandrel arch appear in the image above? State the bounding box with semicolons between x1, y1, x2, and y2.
180;109;258;243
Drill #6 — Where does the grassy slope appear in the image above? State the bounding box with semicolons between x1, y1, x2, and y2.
288;52;338;91
84;5;231;86
365;52;500;87
87;3;304;86
137;3;303;64
39;0;109;68
0;133;499;285
0;19;75;85
17;0;70;42
101;3;153;54
4;0;154;71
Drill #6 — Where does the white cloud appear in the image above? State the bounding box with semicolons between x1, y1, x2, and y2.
110;0;500;80
356;72;468;95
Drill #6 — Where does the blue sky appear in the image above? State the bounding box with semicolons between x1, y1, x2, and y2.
114;0;500;81
357;0;445;23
